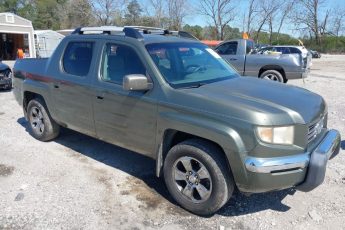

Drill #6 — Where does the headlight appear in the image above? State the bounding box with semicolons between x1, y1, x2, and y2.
256;126;294;145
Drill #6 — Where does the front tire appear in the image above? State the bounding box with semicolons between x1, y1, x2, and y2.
163;139;234;216
27;98;60;141
259;70;285;83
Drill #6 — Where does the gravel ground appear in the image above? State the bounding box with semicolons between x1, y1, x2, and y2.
1;55;344;230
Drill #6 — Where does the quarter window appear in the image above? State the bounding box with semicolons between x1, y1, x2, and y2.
63;42;93;76
101;43;146;85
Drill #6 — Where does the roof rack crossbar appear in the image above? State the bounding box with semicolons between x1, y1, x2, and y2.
124;26;170;36
70;26;198;41
123;27;144;39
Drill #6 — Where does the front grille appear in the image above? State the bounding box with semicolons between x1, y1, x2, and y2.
307;117;324;143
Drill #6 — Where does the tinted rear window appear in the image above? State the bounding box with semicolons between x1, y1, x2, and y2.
63;42;93;76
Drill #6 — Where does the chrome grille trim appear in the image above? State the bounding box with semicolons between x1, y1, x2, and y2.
307;117;324;143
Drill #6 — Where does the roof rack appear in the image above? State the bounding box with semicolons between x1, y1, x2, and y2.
71;26;198;41
124;26;170;35
71;26;144;39
170;31;198;40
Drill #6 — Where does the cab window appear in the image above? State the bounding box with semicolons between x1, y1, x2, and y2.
62;42;93;76
216;42;237;55
101;43;146;85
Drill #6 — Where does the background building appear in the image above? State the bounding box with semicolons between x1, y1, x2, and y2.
34;30;64;58
0;12;36;60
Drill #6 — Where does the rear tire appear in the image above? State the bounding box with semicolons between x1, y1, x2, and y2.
259;70;285;83
27;97;60;141
163;139;234;216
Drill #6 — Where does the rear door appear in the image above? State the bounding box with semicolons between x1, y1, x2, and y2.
215;41;245;74
51;40;96;136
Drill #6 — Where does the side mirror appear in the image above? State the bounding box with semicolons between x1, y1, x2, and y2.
123;74;153;91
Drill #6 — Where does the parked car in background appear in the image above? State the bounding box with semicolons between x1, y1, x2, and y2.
257;45;308;56
254;43;269;52
215;39;310;83
309;50;321;58
34;30;65;58
257;45;313;66
0;59;12;90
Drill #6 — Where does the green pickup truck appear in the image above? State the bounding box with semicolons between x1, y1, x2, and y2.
13;26;341;216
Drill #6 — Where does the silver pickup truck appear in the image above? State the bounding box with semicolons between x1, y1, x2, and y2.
215;39;310;83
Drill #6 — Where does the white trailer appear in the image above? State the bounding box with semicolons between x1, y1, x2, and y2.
34;30;64;58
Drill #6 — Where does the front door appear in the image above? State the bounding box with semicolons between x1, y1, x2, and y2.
92;42;157;156
215;41;245;74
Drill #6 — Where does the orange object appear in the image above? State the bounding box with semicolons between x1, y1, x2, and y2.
242;32;249;39
201;40;222;47
17;48;24;59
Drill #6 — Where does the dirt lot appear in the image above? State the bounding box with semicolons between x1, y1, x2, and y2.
1;55;344;230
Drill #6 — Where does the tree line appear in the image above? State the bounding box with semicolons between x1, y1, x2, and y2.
1;0;345;52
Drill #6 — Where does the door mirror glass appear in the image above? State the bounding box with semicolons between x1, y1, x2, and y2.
123;74;152;91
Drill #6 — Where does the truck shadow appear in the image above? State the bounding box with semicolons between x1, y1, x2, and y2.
0;89;12;93
341;140;345;150
18;117;293;217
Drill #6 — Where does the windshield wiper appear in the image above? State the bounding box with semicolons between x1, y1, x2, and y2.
179;82;207;89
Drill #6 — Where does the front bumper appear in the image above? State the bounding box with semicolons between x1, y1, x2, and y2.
244;129;341;192
0;77;12;87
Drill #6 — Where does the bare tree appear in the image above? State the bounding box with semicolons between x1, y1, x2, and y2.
167;0;189;30
60;0;95;28
329;6;345;47
90;0;125;25
333;9;345;37
275;0;296;42
292;0;327;44
199;0;237;40
266;0;296;44
149;0;165;27
246;0;258;36
253;0;280;43
320;9;330;35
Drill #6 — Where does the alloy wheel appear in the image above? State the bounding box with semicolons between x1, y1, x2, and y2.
29;106;45;134
172;156;212;203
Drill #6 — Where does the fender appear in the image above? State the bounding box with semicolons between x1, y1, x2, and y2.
155;111;252;188
22;77;56;120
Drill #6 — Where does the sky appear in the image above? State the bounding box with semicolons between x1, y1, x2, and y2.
142;0;345;37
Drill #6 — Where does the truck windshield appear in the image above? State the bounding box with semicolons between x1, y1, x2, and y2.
146;43;239;88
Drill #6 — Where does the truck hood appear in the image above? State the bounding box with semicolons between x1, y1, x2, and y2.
180;77;325;125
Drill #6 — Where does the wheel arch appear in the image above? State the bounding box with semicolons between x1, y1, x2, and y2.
22;79;55;120
159;129;232;175
155;115;249;189
258;65;286;81
23;91;46;119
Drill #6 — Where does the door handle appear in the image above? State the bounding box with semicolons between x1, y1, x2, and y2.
96;90;106;100
229;58;237;61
